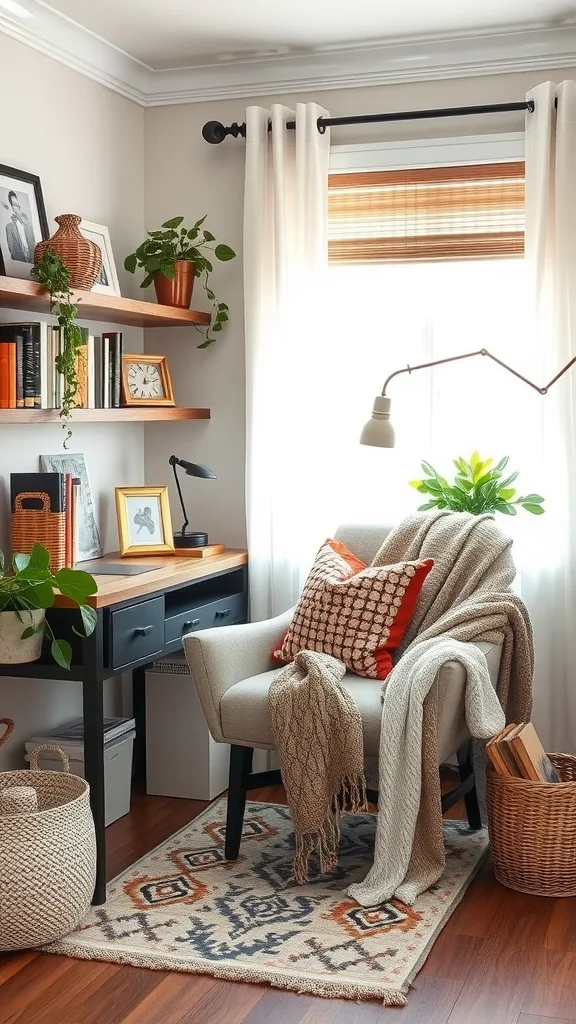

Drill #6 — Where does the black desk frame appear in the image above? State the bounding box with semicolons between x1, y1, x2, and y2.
0;561;247;905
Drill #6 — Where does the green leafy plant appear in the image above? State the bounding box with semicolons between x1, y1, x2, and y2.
124;216;236;348
0;543;97;669
31;248;82;448
409;453;545;517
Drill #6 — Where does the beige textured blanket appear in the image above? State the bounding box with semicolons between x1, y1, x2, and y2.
269;511;534;893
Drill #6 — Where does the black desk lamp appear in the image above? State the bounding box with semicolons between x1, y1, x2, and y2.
169;455;216;548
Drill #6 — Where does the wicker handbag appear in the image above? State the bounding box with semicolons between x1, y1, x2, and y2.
0;740;96;950
11;491;66;572
487;753;576;897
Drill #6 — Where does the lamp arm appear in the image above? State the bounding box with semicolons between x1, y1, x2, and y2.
170;456;189;535
382;347;576;397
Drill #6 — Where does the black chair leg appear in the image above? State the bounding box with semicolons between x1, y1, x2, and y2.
225;744;253;860
457;741;482;831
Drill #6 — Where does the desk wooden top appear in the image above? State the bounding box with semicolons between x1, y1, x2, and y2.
55;549;248;609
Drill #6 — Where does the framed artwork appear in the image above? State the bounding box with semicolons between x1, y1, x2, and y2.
115;486;175;556
121;354;175;406
40;452;103;562
79;220;121;296
0;164;48;279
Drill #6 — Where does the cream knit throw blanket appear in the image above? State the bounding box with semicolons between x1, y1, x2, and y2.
269;511;534;896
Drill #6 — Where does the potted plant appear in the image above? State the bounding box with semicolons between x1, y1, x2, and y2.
409;453;545;516
124;216;236;347
0;543;97;668
31;248;83;449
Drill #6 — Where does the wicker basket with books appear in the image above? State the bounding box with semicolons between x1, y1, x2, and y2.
487;722;576;897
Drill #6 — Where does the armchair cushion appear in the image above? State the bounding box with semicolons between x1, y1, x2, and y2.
219;641;502;763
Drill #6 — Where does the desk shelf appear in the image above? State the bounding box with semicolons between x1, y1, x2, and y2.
0;276;211;328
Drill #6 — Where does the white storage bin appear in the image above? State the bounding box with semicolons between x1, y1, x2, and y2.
146;652;230;800
25;730;135;827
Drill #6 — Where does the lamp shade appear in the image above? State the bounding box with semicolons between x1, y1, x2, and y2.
360;396;395;448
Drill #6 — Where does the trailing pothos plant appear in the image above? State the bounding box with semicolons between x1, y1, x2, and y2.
31;247;82;448
124;216;236;347
409;453;545;517
0;543;98;669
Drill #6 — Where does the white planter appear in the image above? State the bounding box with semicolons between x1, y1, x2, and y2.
0;610;45;664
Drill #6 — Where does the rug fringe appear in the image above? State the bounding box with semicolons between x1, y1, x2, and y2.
43;938;408;1005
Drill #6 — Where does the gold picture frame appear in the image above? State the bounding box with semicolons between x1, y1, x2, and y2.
121;354;175;406
115;486;175;556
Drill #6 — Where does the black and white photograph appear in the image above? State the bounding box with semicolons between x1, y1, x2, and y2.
40;452;103;562
0;164;49;279
80;220;121;296
126;496;164;547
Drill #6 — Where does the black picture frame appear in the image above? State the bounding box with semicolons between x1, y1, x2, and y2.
0;164;49;277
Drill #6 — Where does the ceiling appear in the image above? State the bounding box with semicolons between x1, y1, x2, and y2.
39;0;576;70
2;0;576;105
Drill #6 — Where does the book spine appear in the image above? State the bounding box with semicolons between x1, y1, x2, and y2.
103;332;123;409
87;334;95;409
0;343;10;409
94;336;102;408
40;323;49;409
7;343;16;409
71;477;81;566
65;473;73;568
103;336;110;409
32;334;41;409
23;330;35;408
15;335;24;408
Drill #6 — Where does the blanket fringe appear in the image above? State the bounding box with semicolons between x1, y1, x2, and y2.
292;773;367;884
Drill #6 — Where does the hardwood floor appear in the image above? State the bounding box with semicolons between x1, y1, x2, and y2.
1;777;575;1024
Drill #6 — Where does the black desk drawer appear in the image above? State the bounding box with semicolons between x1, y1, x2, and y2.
111;596;165;668
165;592;245;643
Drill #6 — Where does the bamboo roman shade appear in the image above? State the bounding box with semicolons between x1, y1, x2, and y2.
328;162;525;264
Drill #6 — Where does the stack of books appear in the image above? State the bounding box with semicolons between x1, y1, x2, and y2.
11;471;83;569
0;321;123;409
487;722;562;782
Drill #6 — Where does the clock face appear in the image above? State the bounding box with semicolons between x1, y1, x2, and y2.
127;362;165;400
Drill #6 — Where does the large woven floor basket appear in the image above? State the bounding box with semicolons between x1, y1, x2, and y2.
487;753;576;897
0;743;96;950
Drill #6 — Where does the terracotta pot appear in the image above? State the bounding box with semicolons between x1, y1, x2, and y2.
35;214;102;291
154;260;195;308
0;610;44;664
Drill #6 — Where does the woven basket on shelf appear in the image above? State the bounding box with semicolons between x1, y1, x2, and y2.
487;752;576;897
11;491;66;572
0;744;96;951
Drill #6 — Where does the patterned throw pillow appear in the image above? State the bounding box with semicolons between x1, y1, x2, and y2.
274;539;433;679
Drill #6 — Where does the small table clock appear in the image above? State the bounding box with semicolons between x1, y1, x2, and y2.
121;354;175;406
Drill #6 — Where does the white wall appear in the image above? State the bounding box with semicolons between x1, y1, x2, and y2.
0;35;145;767
143;66;576;549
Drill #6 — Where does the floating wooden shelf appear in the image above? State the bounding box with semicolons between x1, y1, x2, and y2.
0;407;210;423
0;276;211;328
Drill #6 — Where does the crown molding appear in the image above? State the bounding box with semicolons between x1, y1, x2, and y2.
1;4;576;107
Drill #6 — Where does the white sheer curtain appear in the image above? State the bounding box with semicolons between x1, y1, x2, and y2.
244;103;330;620
521;81;576;752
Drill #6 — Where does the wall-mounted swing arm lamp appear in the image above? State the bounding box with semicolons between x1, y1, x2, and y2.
360;348;576;448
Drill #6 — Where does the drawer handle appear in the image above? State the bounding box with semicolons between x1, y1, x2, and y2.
183;618;200;629
216;608;231;618
133;625;154;637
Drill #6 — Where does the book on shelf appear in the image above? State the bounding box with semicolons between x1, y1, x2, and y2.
487;722;562;783
0;322;123;412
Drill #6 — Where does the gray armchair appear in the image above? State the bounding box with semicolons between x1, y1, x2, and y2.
184;523;502;859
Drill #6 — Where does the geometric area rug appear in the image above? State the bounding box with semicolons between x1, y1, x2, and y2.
46;800;489;1007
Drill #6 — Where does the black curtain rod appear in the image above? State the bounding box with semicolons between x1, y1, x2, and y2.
202;99;534;144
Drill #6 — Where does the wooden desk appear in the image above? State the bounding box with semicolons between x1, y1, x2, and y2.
0;550;248;905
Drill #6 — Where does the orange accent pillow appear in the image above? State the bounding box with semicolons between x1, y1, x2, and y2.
273;540;433;680
271;539;366;664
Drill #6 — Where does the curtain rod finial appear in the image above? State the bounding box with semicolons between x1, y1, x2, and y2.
202;120;247;144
